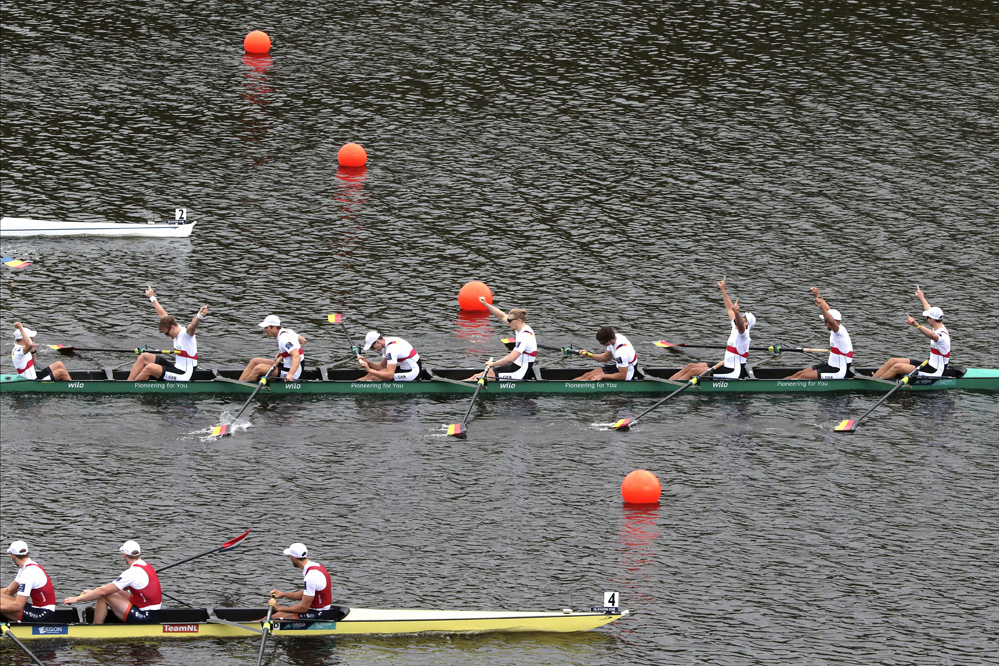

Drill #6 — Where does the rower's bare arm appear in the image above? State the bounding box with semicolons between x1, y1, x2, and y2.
13;322;35;350
298;334;307;347
146;287;169;319
64;581;119;604
2;592;27;611
286;349;302;379
492;350;520;367
908;313;939;341
2;580;18;596
479;297;508;322
915;285;931;311
718;277;738;322
585;350;613;362
282;593;315;614
731;298;746;334
187;304;209;336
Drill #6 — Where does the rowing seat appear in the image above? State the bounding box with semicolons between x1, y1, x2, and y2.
83;607;210;623
9;608;81;624
214;606;350;622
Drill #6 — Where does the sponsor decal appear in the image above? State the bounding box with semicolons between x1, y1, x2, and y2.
68;382;85;389
499;383;517;389
32;625;68;635
283;383;301;390
714;381;729;388
134;382;166;389
307;621;338;630
163;624;200;633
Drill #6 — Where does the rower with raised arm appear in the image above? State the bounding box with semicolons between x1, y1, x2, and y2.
873;286;957;379
63;540;162;624
11;323;70;381
267;543;339;621
127;287;207;381
670;277;756;381
239;315;307;382
357;330;423;381
467;297;538;381
572;326;642;381
1;541;57;622
784;287;855;379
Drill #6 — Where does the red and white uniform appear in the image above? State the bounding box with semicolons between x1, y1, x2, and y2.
11;345;50;381
276;328;304;380
302;562;332;610
381;336;421;381
498;324;537;381
15;560;56;610
607;334;639;380
716;320;751;380
164;329;198;381
113;560;162;610
822;324;854;379
919;324;951;377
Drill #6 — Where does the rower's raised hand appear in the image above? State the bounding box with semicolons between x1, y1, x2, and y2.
905;313;917;326
199;304;209;317
915;285;925;300
810;286;821;298
731;298;741;314
717;276;727;290
145;286;155;299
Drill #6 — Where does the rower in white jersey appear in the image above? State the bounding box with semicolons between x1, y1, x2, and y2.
785;287;855;379
357;330;423;381
671;276;756;381
874;285;958;379
1;540;58;623
10;322;70;381
467;298;538;381
128;287;208;381
572;326;642;381
239;315;307;382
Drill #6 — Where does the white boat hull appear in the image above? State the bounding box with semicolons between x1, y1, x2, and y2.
1;217;196;238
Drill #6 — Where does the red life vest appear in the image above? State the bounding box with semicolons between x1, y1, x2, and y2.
304;563;332;609
24;563;56;608
126;562;162;609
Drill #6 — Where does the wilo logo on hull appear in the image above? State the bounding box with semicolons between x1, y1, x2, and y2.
162;624;200;633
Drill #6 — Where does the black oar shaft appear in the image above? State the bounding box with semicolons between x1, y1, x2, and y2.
228;361;281;424
1;625;45;666
844;363;926;430
256;595;277;666
460;377;487;426
157;529;251;573
623;361;725;428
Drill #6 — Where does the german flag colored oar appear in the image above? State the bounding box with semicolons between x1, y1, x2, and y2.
834;361;927;433
211;360;281;437
328;314;362;358
653;340;827;354
612;360;725;431
48;344;176;357
447;359;492;439
2;256;33;269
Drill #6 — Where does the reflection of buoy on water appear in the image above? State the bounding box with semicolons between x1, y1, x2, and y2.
621;470;661;505
244;30;271;54
458;281;493;311
338;143;368;167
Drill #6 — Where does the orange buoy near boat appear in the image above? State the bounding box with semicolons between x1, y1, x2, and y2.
244;30;271;54
458;281;493;311
338;143;368;167
621;470;661;505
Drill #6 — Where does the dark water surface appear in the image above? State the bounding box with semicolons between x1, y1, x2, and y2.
2;1;998;664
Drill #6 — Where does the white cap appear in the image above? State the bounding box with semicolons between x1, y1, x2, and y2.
7;540;29;556
825;309;843;322
14;327;37;340
362;330;380;351
743;312;756;329
923;306;944;320
283;542;308;558
258;315;281;328
119;540;141;556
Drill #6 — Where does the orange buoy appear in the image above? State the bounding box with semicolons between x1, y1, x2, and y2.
621;470;661;505
458;281;493;311
338;142;368;167
244;30;271;54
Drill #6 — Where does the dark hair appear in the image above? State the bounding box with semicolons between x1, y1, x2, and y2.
159;316;178;334
596;326;616;345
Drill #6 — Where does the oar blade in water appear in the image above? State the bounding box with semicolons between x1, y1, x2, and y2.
611;418;633;431
834;419;856;433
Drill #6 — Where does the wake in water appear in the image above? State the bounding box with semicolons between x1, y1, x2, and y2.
193;411;252;440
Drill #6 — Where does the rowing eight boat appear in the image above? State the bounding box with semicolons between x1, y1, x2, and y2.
2;367;996;395
2;604;627;641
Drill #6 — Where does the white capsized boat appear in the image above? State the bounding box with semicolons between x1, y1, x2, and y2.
1;209;196;238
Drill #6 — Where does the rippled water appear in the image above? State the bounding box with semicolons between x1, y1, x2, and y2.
2;1;998;664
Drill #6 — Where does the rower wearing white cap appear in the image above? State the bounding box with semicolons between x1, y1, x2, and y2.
874;285;957;379
63;540;162;624
268;543;338;620
10;322;70;381
127;287;208;381
1;540;57;622
671;276;756;381
357;330;423;381
785;287;855;379
238;315;307;382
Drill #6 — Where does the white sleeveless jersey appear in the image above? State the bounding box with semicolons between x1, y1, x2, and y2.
723;321;751;367
607;333;638;368
512;325;538;367
277;328;303;370
11;344;37;379
827;325;854;370
382;336;420;371
171;330;198;372
928;325;951;370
